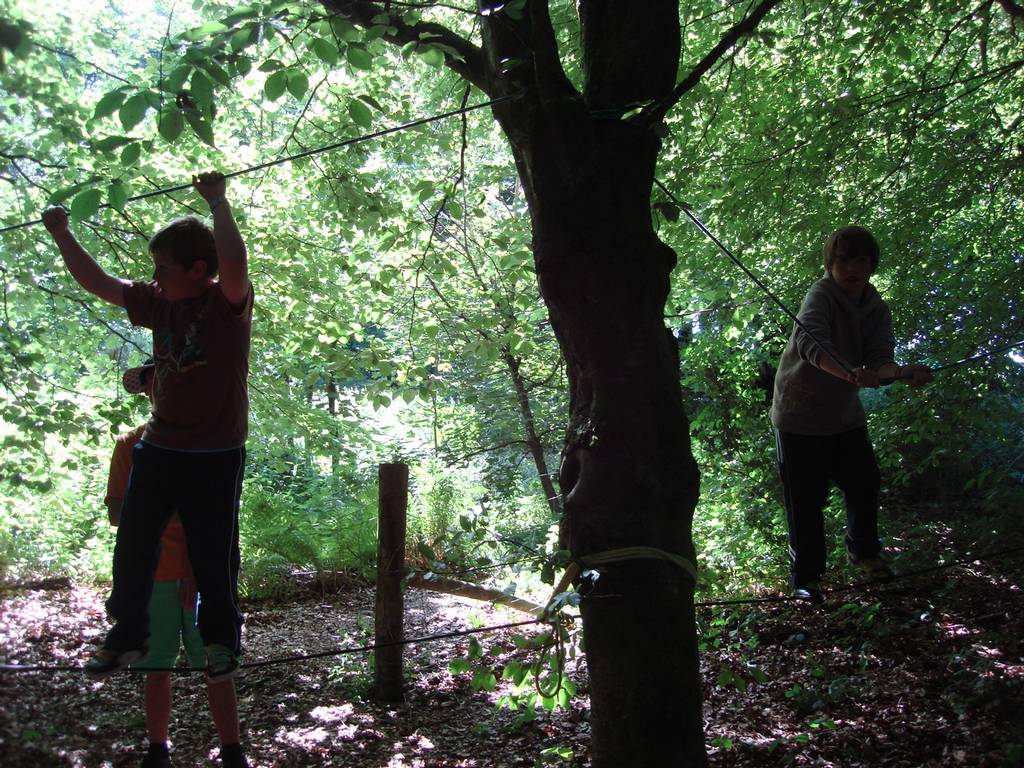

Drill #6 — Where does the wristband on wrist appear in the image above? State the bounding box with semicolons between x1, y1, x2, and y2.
208;195;228;212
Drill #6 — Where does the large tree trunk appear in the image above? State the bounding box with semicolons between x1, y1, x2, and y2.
518;124;705;768
483;5;707;766
323;2;707;764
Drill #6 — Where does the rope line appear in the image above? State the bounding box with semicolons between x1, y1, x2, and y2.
0;617;543;674
1;544;1020;674
0;95;516;236
656;179;1024;382
695;543;1024;607
654;179;855;377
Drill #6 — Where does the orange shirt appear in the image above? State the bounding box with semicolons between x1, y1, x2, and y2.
105;426;192;582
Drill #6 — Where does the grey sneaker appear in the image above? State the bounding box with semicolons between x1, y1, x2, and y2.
84;646;147;680
205;644;239;682
793;581;825;604
851;554;894;581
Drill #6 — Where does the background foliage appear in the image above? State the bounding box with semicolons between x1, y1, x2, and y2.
1;0;1021;600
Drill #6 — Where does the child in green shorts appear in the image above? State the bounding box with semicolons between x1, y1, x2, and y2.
106;362;248;768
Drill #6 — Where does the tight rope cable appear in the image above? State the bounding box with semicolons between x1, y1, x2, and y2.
694;543;1024;608
924;339;1024;375
0;94;517;236
0;616;543;674
654;178;856;378
3;544;1021;673
655;179;1024;382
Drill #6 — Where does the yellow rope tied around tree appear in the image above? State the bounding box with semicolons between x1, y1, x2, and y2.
532;547;697;700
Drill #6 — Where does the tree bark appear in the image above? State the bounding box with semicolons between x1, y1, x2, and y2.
481;5;706;765
316;1;785;764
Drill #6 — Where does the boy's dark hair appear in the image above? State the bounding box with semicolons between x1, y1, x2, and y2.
823;226;880;275
149;216;218;276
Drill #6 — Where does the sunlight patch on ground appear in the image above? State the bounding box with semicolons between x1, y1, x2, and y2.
308;703;355;723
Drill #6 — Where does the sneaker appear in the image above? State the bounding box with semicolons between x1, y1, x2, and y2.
140;743;173;768
206;644;239;682
219;743;249;768
793;581;825;604
84;646;147;680
851;554;895;581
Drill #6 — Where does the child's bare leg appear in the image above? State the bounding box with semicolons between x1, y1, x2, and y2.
206;677;240;745
144;672;172;744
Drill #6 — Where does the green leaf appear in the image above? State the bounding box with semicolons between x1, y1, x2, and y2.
49;181;94;206
286;71;309;100
418;47;444;68
93;89;127;120
264;71;288;101
348;99;372;129
158;109;184;143
184;112;215;147
229;25;257;53
120;143;141;167
191;70;215;113
181;21;230;41
107;180;129;213
163;64;192;94
330;17;359;41
199;60;232;87
69;188;103;222
311;37;339;65
224;5;260;25
92;135;133;153
346;46;373;70
118;93;150;131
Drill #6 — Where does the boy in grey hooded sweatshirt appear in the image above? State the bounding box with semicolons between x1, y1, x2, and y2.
771;226;932;603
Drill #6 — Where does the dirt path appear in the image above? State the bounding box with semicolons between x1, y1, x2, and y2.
1;549;1022;767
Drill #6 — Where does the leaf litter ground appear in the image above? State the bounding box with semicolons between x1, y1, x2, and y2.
1;548;1021;767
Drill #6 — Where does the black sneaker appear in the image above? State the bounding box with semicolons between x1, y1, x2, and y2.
219;743;249;768
206;644;239;682
793;581;825;604
140;742;173;768
84;646;147;680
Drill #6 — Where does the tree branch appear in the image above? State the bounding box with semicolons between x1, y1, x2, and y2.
642;0;784;125
996;0;1024;21
320;1;488;90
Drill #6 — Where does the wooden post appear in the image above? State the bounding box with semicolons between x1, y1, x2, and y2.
374;462;408;702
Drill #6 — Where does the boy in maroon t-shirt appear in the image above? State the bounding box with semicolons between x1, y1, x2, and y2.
42;171;252;682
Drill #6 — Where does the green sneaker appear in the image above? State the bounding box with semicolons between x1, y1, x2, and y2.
205;644;239;682
851;554;894;581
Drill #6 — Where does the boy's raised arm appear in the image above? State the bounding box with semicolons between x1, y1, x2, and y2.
42;207;128;308
192;171;248;308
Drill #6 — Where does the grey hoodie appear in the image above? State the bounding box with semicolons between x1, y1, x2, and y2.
771;275;895;435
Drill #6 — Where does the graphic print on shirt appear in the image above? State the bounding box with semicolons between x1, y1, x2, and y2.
153;302;209;390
